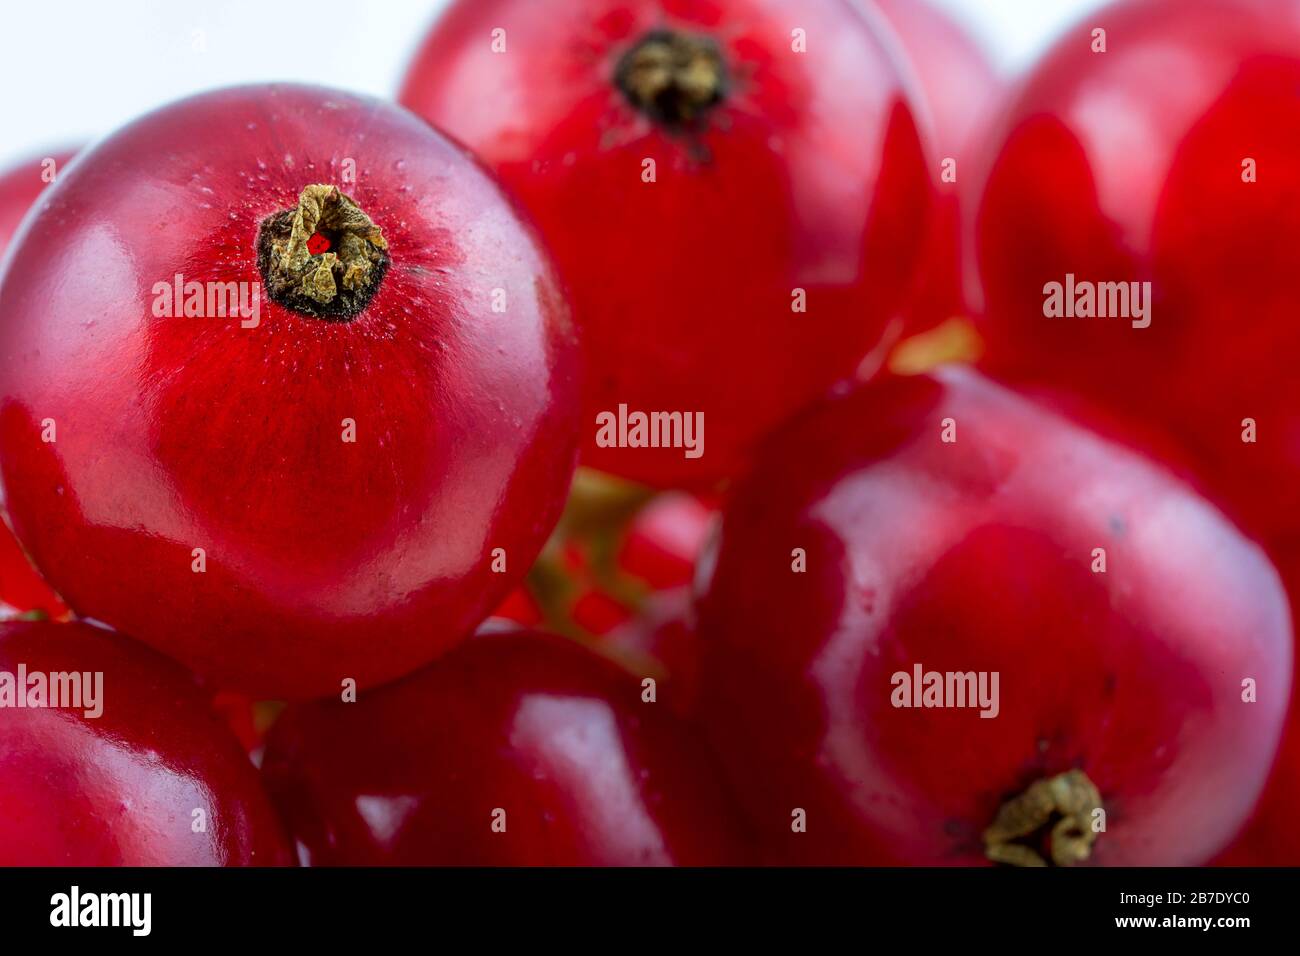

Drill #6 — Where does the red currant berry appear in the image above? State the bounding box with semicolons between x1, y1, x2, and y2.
0;86;580;699
262;627;747;865
696;366;1292;865
399;0;934;486
873;0;1001;333
0;619;291;865
975;0;1300;544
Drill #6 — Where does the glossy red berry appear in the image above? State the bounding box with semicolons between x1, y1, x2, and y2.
0;619;291;865
0;85;580;699
399;0;934;486
695;366;1292;866
872;0;1001;332
262;627;747;865
0;150;77;618
974;0;1300;544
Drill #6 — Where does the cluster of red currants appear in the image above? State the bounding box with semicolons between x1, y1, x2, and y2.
0;0;1296;867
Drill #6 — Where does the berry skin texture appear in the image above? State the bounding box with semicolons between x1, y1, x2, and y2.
262;627;747;865
871;0;1001;332
974;0;1300;544
694;366;1292;866
0;85;580;700
399;0;934;487
1213;548;1300;866
0;620;292;865
0;150;77;617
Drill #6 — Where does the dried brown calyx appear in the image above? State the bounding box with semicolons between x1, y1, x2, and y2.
984;769;1104;867
257;184;389;321
615;29;729;129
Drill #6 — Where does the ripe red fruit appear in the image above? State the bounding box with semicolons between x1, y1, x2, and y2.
262;627;747;865
695;366;1292;866
871;0;1001;331
0;619;291;865
974;0;1300;543
0;150;77;617
0;85;580;699
399;0;934;486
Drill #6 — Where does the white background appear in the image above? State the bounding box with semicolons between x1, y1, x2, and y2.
0;0;1103;169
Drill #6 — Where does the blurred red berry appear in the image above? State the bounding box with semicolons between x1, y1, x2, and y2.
570;587;634;637
0;620;291;865
616;492;714;591
697;367;1291;865
871;0;1002;331
975;0;1300;544
400;0;934;486
263;628;748;865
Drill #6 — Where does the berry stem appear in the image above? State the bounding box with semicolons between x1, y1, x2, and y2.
615;30;728;128
983;769;1103;866
257;184;389;321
